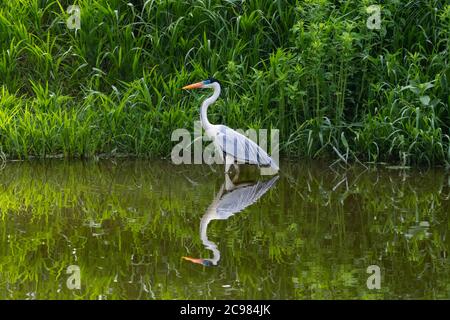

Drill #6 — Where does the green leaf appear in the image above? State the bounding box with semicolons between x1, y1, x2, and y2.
341;132;349;149
420;95;430;106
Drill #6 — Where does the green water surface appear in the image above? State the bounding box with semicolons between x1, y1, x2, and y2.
0;160;449;299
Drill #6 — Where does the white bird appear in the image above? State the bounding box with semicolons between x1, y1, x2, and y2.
183;174;279;266
183;78;279;175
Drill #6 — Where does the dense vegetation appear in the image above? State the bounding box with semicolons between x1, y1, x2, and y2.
0;0;449;165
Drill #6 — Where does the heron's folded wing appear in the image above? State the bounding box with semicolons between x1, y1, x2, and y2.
215;126;274;166
216;176;279;219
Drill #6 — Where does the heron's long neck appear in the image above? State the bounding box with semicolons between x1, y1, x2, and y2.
200;213;221;265
198;183;225;265
200;83;221;131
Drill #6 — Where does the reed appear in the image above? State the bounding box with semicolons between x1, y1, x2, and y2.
0;0;448;165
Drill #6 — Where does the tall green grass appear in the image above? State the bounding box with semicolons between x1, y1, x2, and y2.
0;0;449;165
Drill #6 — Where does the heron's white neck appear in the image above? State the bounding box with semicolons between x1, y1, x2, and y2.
198;183;225;266
200;213;221;265
200;82;221;131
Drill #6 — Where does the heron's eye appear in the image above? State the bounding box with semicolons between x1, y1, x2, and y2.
203;79;211;85
202;260;213;266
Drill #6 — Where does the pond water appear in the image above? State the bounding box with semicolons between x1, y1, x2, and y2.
0;159;449;299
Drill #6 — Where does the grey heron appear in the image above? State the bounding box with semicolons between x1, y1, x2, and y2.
183;174;279;266
182;78;279;175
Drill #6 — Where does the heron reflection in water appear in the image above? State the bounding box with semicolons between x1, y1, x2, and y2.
183;174;279;266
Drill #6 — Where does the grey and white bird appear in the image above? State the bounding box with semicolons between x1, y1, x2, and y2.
182;78;279;175
183;174;279;266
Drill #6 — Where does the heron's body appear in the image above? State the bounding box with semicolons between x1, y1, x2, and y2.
183;79;279;174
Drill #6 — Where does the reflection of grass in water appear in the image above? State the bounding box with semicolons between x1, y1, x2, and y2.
0;160;449;299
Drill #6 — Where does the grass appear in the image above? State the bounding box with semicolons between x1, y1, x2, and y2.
0;0;449;165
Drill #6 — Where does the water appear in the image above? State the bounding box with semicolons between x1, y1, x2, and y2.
0;159;449;299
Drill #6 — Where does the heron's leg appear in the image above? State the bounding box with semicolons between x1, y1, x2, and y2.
232;163;240;183
224;154;234;173
224;161;232;173
224;173;235;191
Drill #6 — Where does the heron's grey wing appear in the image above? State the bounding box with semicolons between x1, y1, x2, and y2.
216;176;279;219
215;126;275;167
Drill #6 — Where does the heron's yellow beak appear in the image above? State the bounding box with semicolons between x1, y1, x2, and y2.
182;82;204;90
182;256;204;265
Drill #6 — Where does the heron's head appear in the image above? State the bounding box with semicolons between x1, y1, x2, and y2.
182;256;214;267
182;78;220;90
